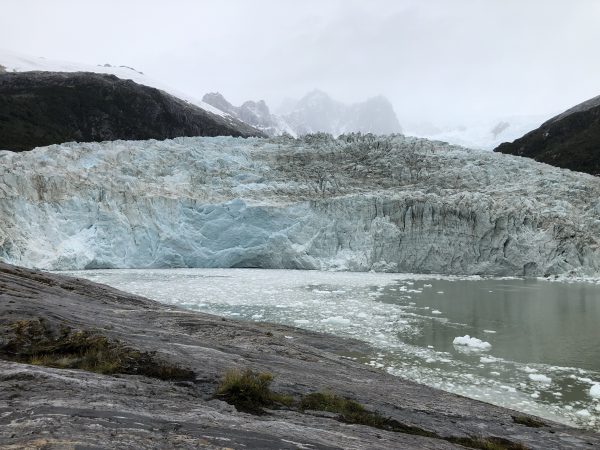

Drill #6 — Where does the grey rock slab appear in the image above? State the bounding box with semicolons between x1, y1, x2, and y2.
1;262;599;449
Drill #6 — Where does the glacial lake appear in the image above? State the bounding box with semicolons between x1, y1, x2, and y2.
66;268;600;430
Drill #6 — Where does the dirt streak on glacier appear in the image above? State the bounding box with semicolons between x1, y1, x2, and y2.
0;134;598;276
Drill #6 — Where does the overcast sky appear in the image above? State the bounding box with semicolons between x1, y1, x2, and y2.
2;0;599;126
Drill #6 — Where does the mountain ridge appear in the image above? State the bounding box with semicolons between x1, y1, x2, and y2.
0;71;262;152
203;90;403;137
494;94;600;175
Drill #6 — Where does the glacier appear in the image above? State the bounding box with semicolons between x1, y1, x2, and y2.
0;134;599;275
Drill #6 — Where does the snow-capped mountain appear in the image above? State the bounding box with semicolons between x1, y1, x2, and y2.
0;49;232;118
203;90;403;137
0;49;263;150
1;134;598;276
280;90;403;136
202;93;296;137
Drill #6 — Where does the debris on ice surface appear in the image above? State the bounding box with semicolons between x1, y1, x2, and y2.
452;335;492;350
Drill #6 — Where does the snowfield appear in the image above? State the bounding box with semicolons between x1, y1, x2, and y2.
0;134;599;275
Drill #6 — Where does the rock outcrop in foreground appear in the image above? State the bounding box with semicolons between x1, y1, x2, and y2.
1;262;599;449
494;94;600;176
1;134;599;276
0;71;262;152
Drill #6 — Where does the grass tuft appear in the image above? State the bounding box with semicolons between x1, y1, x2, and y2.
215;368;293;414
511;415;546;428
448;436;529;450
300;392;436;437
0;319;194;381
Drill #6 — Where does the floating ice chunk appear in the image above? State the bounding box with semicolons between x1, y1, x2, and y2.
490;371;500;376
522;366;538;373
432;310;442;314
576;409;591;418
578;377;594;384
284;335;294;339
436;291;445;294
320;316;351;325
483;329;497;334
294;319;310;325
452;335;491;350
423;284;432;288
531;392;540;398
590;384;600;399
529;373;552;384
251;314;263;319
480;356;500;363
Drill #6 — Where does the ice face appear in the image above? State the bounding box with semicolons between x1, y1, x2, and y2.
1;134;600;276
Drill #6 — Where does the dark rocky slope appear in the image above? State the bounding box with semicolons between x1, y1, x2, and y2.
0;71;262;152
1;262;599;449
494;95;600;175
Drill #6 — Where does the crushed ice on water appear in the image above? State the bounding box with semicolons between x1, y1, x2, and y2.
67;268;600;431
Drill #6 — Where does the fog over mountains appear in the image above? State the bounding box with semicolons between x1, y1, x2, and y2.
203;90;403;137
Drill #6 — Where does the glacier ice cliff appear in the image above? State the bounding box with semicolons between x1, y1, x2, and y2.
0;134;599;276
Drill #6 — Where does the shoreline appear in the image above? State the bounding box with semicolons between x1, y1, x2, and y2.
1;262;600;449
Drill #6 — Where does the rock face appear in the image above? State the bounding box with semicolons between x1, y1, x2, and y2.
494;94;600;175
203;92;296;137
0;71;262;152
203;90;403;137
1;262;599;449
282;90;403;136
0;134;599;276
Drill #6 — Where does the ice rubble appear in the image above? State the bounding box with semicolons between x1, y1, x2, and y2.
452;335;492;350
529;373;552;384
1;134;599;275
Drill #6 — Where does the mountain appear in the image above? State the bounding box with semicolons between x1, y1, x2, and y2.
202;92;296;137
494;95;600;175
203;90;402;137
0;72;262;152
281;90;403;136
1;134;598;276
